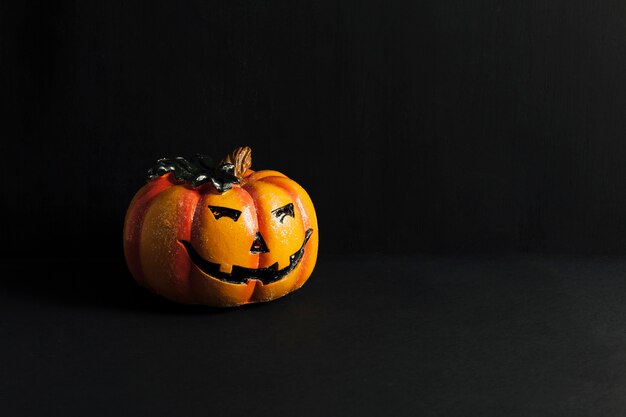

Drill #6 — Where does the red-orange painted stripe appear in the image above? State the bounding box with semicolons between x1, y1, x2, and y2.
171;187;201;300
123;175;173;288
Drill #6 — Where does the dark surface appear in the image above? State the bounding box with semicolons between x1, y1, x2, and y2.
2;255;626;416
4;0;626;258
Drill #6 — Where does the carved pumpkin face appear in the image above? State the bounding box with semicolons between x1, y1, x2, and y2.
123;147;318;307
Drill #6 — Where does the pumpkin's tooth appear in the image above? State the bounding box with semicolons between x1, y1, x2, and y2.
219;263;233;274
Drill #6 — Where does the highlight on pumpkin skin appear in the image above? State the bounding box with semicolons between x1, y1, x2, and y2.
123;146;318;307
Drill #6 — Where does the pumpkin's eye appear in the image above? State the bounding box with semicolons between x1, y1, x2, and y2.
208;205;241;222
271;203;295;223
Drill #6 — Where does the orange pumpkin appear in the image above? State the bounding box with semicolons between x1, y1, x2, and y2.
123;146;318;307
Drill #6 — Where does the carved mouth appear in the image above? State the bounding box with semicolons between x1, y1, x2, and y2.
180;229;313;285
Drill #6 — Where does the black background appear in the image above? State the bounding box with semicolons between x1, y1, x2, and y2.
3;1;626;416
4;0;626;258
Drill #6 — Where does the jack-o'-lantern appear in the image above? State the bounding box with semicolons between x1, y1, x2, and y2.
123;146;318;307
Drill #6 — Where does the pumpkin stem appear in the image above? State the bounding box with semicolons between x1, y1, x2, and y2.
222;146;252;180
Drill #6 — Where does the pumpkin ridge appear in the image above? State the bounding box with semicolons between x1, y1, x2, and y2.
258;175;318;288
138;186;200;302
123;177;174;289
258;176;311;229
177;187;202;301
